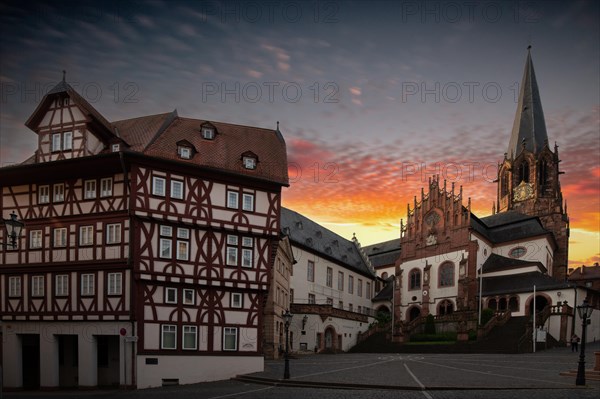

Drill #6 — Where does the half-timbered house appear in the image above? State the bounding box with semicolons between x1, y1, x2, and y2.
0;75;288;389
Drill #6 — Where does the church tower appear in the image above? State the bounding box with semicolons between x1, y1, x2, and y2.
496;47;569;281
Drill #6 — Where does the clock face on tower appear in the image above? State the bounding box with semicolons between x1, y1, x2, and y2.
513;181;534;202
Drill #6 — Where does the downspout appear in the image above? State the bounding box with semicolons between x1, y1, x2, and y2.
572;283;577;336
119;151;136;388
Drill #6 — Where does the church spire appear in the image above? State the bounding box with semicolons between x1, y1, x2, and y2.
507;46;548;158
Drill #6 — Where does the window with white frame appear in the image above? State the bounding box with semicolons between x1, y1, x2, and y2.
241;237;253;268
223;327;238;351
308;293;316;304
31;275;45;297
349;303;353;312
106;223;122;244
348;275;354;294
231;292;243;308
53;227;67;247
107;272;122;295
54;183;65;202
307;260;315;282
160;225;172;258
183;326;197;350
55;274;69;296
183;288;195;305
358;279;363;297
227;191;238;209
202;127;215;140
338;271;344;291
165;287;177;304
100;178;113;197
326;267;333;287
38;185;49;204
30;230;43;249
52;133;61;152
226;235;238;266
8;276;21;297
243;156;257;170
112;143;120;152
81;274;95;296
84;180;96;199
161;325;177;349
366;282;371;299
326;297;333;305
178;145;192;159
242;193;254;211
63;131;72;150
79;225;94;246
171;180;184;200
152;176;166;196
176;227;190;261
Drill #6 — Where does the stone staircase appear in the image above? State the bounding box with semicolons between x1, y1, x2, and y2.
350;315;556;354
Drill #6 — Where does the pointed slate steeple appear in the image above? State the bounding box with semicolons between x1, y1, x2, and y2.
507;46;548;158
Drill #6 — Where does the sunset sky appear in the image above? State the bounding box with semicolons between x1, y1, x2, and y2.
1;0;598;267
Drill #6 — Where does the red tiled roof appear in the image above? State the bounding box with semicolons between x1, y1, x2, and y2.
569;265;600;280
144;116;288;185
24;81;288;185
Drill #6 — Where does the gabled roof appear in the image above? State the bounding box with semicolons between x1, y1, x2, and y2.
372;278;394;301
26;79;115;140
482;253;546;274
19;78;288;185
363;238;401;268
482;271;571;296
507;47;549;158
280;208;375;278
569;265;600;281
471;211;551;244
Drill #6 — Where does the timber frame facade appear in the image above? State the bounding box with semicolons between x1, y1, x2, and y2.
0;76;288;389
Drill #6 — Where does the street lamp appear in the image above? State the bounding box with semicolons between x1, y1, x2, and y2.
1;211;24;249
282;309;293;380
575;299;594;386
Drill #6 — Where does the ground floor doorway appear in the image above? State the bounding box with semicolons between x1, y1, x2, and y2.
21;334;40;389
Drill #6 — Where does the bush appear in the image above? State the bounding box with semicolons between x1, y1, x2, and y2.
424;314;436;334
480;308;495;326
468;329;477;341
375;311;392;325
411;332;457;342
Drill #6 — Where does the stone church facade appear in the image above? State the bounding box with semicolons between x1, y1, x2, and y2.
390;48;599;345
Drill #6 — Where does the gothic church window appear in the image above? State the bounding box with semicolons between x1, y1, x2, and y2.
439;262;455;287
409;269;421;290
518;162;530;183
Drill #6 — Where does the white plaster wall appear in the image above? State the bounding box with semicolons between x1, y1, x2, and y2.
1;321;133;388
290;246;375;313
289;313;371;352
136;355;263;389
493;237;553;271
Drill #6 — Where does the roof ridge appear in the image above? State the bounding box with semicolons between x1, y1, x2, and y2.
142;109;178;152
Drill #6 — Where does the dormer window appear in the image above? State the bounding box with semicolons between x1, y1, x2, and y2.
202;127;215;140
243;157;256;170
179;146;192;159
241;151;258;170
176;140;195;160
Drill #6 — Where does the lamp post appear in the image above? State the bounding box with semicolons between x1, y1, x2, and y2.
1;211;24;249
575;299;593;386
282;309;293;380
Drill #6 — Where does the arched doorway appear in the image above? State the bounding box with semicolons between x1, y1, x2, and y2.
528;295;550;316
324;327;335;350
438;300;454;316
408;306;421;321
